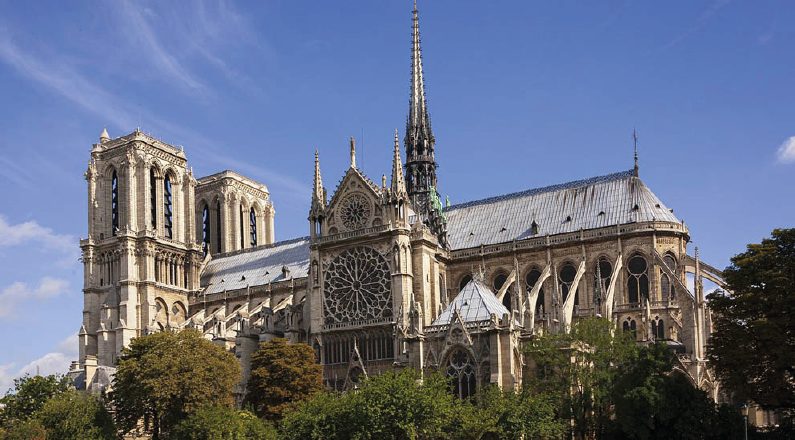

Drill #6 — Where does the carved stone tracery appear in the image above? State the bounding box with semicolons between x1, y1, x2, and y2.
323;247;391;325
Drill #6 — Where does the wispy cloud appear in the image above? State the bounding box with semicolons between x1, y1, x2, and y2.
662;0;732;50
0;276;70;317
0;215;74;253
776;136;795;164
0;33;135;130
117;1;206;94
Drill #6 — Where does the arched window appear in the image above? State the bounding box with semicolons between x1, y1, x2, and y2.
111;170;119;235
150;169;157;229
559;262;578;306
239;205;245;249
163;175;173;239
526;268;544;315
623;317;637;338
215;200;222;252
661;254;677;300
627;254;649;304
250;207;258;247
446;348;476;399
459;274;472;292
201;204;210;255
594;257;612;306
651;317;665;340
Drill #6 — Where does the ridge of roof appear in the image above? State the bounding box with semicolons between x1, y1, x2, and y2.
445;169;635;212
211;236;310;261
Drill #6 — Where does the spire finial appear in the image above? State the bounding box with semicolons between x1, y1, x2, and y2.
391;129;407;195
349;136;356;169
633;128;639;177
99;127;110;143
312;149;324;207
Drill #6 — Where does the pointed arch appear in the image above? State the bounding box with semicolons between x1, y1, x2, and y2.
163;172;174;239
627;253;649;304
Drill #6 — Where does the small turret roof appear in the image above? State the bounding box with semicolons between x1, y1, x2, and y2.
431;278;510;326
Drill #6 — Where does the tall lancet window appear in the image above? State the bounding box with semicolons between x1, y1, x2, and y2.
164;175;173;239
249;208;258;247
627;254;649;304
215;200;222;252
202;204;210;255
239;205;245;249
111;170;119;236
150;169;157;229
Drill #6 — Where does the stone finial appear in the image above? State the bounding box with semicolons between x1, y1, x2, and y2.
99;128;110;143
349;136;357;169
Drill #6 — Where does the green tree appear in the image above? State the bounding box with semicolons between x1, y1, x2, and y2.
36;390;115;440
170;405;277;440
281;369;460;440
111;329;240;439
612;342;744;440
707;228;795;411
1;418;47;440
244;338;323;420
0;374;70;425
526;317;638;438
455;386;565;440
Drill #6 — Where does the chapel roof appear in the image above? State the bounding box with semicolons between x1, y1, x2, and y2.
201;236;310;295
431;278;510;326
444;170;681;250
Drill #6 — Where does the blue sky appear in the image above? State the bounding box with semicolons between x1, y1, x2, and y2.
0;0;793;390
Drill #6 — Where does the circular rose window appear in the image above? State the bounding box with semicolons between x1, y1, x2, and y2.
339;193;371;230
324;247;392;325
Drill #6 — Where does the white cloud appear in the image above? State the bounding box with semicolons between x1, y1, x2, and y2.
776;136;795;164
0;332;79;394
0;277;70;317
0;351;75;395
0;215;74;252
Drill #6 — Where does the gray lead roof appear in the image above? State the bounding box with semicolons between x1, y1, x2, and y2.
444;170;681;250
201;237;310;295
431;279;510;326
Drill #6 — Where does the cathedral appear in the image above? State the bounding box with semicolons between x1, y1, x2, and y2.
73;4;726;401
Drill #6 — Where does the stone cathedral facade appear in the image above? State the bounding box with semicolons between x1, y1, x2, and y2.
74;5;726;401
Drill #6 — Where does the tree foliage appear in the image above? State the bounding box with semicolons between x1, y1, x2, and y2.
170;405;277;440
111;329;240;439
526;317;638;438
0;374;71;426
707;228;795;410
244;338;323;420
36;390;115;440
612;343;744;440
279;369;564;440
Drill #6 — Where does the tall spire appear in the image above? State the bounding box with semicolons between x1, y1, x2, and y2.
404;1;444;239
407;1;431;143
391;129;407;195
312;149;325;209
633;128;639;177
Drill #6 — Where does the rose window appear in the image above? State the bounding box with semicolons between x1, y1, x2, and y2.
324;247;392;325
339;193;371;230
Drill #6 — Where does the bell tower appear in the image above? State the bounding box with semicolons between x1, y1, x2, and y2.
80;129;203;379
